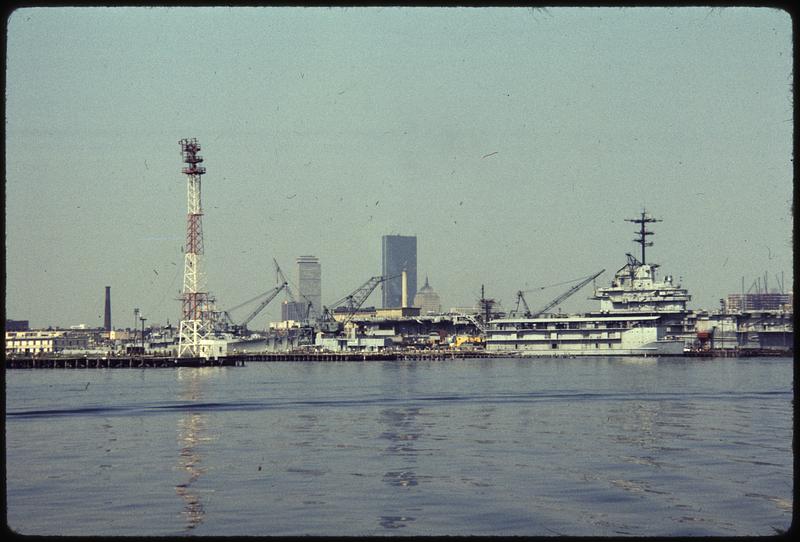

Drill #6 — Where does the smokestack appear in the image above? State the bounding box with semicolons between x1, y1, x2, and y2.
401;270;408;308
104;286;111;332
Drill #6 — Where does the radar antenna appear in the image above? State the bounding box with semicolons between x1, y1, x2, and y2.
625;210;661;265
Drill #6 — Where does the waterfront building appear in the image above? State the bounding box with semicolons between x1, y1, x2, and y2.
5;330;89;355
413;275;442;315
732;310;793;352
381;234;417;308
689;310;793;354
269;320;301;330
296;255;321;321
109;329;132;341
725;292;792;312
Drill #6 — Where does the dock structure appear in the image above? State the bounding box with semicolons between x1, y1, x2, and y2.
5;346;790;369
236;349;493;362
682;347;790;358
5;349;495;369
5;356;241;369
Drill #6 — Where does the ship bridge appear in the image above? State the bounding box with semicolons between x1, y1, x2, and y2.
592;262;691;313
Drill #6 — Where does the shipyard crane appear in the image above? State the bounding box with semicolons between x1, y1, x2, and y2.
513;290;533;318
216;282;289;335
515;269;605;318
274;258;295;300
239;281;287;331
216;259;290;334
272;258;319;323
273;258;302;318
317;274;399;334
216;290;269;331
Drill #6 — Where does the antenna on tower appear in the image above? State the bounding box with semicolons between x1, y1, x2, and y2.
625;210;661;265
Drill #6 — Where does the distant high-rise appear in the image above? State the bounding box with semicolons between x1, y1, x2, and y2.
413;275;442;315
281;300;307;322
104;286;112;332
381;235;417;308
296;255;321;320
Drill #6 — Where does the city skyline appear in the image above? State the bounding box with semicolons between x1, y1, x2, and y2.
5;6;793;328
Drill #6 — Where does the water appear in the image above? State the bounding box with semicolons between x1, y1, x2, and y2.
5;356;793;536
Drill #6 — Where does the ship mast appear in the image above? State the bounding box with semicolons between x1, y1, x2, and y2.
625;210;661;265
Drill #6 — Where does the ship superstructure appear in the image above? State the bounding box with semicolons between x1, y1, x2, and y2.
592;254;690;314
592;211;690;314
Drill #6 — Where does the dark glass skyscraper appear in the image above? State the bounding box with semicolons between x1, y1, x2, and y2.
381;235;417;308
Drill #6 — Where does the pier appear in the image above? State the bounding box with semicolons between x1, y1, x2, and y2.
234;349;494;362
5;347;789;369
5;355;242;369
682;348;791;358
5;349;496;369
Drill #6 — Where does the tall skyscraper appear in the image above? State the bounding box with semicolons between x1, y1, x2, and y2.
296;255;321;320
381;235;417;308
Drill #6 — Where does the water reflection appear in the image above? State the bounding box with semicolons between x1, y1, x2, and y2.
606;397;699;452
380;407;421;455
379;515;417;529
378;364;423;529
382;469;419;487
175;368;216;532
380;407;422;490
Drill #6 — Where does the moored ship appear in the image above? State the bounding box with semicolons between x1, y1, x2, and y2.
486;211;693;356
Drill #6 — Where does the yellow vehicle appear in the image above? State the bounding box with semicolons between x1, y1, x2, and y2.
450;335;484;349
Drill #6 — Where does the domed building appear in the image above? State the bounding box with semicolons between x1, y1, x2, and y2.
413;275;442;315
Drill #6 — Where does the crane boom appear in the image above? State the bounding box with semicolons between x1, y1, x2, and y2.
330;274;397;322
318;274;400;332
273;259;297;302
273;258;319;322
241;282;287;328
529;269;604;318
515;290;533;317
333;276;381;310
226;289;274;313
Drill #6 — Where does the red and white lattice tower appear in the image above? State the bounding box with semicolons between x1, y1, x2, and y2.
177;138;213;357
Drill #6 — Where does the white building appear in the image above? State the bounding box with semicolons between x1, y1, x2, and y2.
5;331;89;355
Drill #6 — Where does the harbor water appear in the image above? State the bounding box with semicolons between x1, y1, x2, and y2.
5;356;793;536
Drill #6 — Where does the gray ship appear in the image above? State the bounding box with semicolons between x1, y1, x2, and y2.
486;211;692;356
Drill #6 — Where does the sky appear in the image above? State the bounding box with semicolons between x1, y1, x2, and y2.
5;6;794;330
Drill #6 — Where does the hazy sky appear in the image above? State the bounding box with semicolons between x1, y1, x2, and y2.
5;6;793;329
